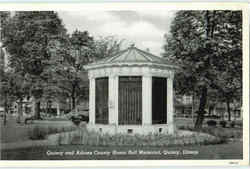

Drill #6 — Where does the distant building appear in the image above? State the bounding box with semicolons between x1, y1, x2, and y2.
11;96;71;117
174;95;196;118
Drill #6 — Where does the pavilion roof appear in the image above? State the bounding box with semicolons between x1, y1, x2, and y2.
84;45;179;70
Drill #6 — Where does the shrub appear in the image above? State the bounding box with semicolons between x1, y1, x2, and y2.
198;127;242;140
235;120;243;128
71;119;82;126
28;124;76;140
219;121;227;128
230;121;235;128
28;126;48;140
207;120;217;127
177;124;242;142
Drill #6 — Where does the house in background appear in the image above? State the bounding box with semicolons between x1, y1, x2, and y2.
174;94;242;121
11;96;71;117
174;95;196;118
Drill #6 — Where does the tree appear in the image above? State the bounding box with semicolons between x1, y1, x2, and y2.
45;31;124;111
93;36;124;59
0;11;11;124
163;11;242;129
3;11;66;119
43;30;93;110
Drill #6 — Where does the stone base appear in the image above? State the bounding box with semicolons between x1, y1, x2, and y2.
86;123;174;135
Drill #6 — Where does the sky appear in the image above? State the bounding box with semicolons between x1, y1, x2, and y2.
58;10;176;56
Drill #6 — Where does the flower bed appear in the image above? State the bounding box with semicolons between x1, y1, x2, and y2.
53;129;222;147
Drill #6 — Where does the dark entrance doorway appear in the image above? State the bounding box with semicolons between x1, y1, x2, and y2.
119;76;142;125
152;77;167;124
95;77;109;124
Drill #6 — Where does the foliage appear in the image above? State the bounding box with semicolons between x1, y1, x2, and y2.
93;36;124;59
206;120;217;127
0;11;11;40
28;124;76;140
178;126;242;141
42;30;93;110
2;11;67;119
219;120;227;128
44;33;124;110
230;121;235;128
163;11;242;127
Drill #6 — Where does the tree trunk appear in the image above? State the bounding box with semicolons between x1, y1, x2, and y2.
226;100;231;121
71;85;76;110
16;100;23;123
46;101;49;117
3;92;8;125
34;99;41;120
194;85;208;130
72;96;75;110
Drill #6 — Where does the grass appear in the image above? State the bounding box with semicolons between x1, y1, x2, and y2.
0;117;31;143
1;116;243;160
178;125;242;142
0;115;77;143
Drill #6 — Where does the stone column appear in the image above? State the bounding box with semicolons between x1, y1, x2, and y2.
109;76;118;125
142;76;152;125
114;76;119;125
89;77;95;124
167;77;174;133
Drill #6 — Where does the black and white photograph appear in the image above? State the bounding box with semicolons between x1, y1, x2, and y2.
0;2;248;166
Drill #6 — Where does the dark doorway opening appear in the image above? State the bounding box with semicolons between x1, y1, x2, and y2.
119;76;142;125
152;77;167;124
95;77;109;124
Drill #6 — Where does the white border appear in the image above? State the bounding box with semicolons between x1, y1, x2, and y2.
0;2;249;167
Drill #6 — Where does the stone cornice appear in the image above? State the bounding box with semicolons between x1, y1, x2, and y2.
88;66;175;79
84;62;179;71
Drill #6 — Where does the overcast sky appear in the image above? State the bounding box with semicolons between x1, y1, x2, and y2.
58;10;176;56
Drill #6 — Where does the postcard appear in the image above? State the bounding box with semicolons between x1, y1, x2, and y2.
0;2;248;167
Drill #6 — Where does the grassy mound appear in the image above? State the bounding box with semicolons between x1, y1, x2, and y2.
178;126;242;142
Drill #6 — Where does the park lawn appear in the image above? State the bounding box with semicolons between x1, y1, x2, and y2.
0;117;31;143
1;140;242;160
0;115;75;143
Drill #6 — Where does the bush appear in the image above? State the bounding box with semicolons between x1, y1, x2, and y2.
177;125;242;142
207;120;217;127
205;115;220;119
235;120;243;128
28;124;76;140
196;127;242;141
219;121;227;128
230;121;235;128
28;126;48;140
